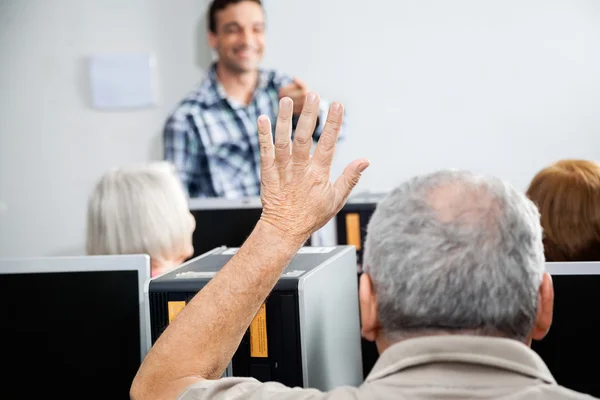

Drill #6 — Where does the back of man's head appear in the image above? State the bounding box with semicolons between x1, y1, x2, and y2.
363;170;545;342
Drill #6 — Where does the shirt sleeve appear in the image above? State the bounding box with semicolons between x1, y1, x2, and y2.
177;377;357;400
163;113;216;198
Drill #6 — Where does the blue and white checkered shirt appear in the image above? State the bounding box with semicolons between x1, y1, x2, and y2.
163;63;346;198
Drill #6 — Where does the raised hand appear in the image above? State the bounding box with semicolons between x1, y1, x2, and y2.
257;92;370;243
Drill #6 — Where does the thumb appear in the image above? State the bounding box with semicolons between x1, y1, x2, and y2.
333;158;370;207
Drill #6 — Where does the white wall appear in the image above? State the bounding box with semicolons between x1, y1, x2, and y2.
0;0;211;257
263;0;600;192
1;0;600;257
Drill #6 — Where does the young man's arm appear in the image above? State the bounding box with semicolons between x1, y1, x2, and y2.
130;93;369;400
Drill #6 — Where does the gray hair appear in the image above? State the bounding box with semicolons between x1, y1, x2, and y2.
86;162;194;261
363;170;545;342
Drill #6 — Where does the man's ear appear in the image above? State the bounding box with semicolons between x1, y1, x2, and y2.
359;272;380;342
532;272;554;341
208;32;217;50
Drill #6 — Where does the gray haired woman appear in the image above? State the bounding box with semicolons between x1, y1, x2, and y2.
86;162;196;277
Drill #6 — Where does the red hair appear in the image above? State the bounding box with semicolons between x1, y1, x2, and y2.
526;159;600;261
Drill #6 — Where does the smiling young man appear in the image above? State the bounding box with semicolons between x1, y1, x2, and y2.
163;0;346;198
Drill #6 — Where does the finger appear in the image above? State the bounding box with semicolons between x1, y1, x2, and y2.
291;92;320;165
333;158;371;208
274;97;293;166
312;102;343;172
293;77;307;89
257;115;276;179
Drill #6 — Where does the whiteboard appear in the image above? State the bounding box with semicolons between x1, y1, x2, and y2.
261;0;600;192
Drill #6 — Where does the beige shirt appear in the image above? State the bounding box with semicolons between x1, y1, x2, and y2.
178;335;597;399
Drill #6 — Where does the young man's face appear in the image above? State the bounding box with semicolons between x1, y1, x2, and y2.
208;1;266;74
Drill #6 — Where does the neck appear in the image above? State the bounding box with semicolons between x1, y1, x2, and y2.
376;329;522;354
375;335;395;355
216;61;258;105
151;258;181;278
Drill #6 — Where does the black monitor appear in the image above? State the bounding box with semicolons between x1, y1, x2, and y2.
531;261;600;398
0;254;151;399
335;191;386;271
190;197;310;258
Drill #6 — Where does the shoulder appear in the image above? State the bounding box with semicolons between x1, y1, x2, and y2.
167;77;216;123
537;384;597;399
178;378;363;400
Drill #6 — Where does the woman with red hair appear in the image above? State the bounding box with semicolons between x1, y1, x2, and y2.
526;159;600;261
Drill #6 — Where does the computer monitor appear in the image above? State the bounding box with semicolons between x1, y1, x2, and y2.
189;197;311;258
531;261;600;398
335;191;386;270
0;254;151;399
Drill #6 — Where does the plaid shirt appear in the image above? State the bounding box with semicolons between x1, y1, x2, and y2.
163;63;346;198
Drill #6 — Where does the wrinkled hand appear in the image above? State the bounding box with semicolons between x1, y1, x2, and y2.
278;78;309;115
258;93;370;243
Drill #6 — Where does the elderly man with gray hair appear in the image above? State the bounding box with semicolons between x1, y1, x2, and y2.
357;170;586;398
131;92;594;399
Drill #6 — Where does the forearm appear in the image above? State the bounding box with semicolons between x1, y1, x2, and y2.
132;220;306;398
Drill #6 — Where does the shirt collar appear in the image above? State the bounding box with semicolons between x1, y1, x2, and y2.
197;62;272;108
365;335;556;385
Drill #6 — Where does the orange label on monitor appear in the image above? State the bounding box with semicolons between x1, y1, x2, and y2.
250;303;268;358
345;213;361;251
168;301;186;323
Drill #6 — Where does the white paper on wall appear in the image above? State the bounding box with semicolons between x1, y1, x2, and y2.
88;53;157;109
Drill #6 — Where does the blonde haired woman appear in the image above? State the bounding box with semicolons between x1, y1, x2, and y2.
87;162;196;277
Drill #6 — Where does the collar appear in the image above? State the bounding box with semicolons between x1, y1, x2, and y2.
195;62;272;108
366;335;556;385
